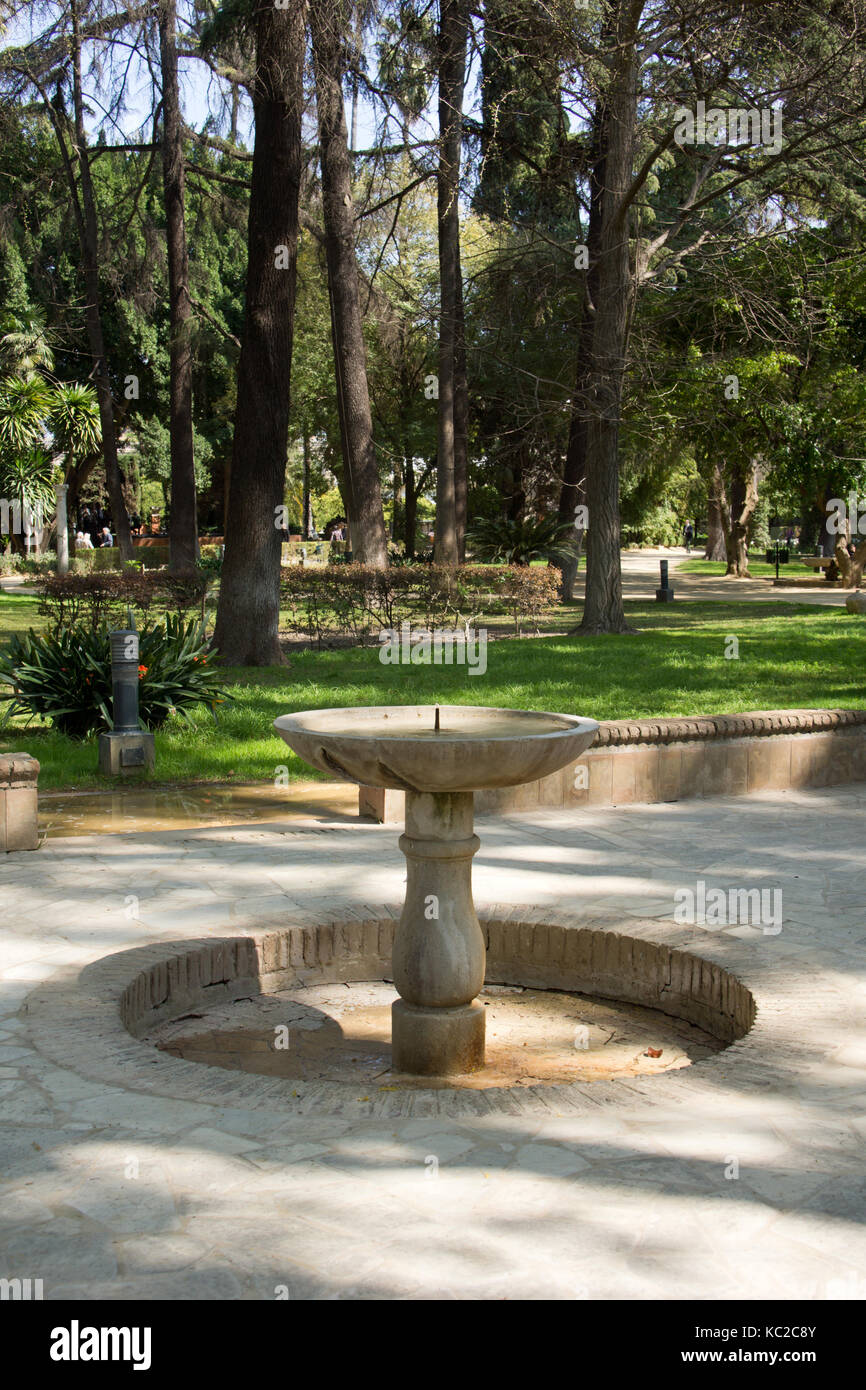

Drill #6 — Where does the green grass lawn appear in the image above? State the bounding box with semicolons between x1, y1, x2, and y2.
678;556;774;577
1;591;863;790
677;555;822;578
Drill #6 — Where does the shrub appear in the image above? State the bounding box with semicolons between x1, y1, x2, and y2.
0;615;232;739
17;553;57;575
36;571;209;634
277;563;559;645
621;503;683;548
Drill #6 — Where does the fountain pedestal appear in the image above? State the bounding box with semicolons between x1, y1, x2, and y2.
392;791;485;1074
273;704;599;1077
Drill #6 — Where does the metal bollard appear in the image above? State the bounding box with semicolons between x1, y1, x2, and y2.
656;558;675;602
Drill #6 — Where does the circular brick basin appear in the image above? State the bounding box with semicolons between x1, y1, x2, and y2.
122;916;754;1094
24;911;759;1118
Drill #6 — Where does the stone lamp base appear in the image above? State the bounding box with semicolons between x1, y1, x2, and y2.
98;730;156;776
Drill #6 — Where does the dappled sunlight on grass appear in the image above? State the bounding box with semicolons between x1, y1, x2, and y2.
2;594;864;788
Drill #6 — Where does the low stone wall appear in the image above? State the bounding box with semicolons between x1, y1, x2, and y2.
361;708;866;822
0;752;39;852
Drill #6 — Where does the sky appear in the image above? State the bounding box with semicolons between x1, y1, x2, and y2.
1;1;397;153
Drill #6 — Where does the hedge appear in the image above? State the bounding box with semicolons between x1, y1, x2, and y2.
30;563;561;650
35;571;210;633
279;563;560;644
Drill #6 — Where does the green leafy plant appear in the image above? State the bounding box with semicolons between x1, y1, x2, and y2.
0;615;232;738
195;549;223;580
465;515;576;566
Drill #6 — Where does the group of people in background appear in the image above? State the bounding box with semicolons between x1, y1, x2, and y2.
75;505;114;550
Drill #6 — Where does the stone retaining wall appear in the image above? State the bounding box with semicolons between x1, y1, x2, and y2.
361;708;866;821
0;752;39;852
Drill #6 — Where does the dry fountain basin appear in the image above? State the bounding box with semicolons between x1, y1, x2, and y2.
274;705;599;1075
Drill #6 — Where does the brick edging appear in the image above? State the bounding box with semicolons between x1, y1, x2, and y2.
594;708;866;747
19;908;782;1120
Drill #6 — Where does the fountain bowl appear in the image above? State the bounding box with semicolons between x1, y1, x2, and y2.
273;705;599;793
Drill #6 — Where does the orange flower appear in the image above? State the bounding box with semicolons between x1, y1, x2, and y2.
138;664;148;678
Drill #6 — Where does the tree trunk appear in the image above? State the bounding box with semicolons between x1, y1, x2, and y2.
310;0;388;568
505;451;526;520
213;0;306;665
821;484;839;557
720;461;758;577
159;0;199;574
404;457;417;559
558;368;590;603
705;462;726;560
434;0;468;566
68;0;132;562
55;483;69;574
578;16;636;634
557;66;601;609
453;256;469;562
302;429;312;540
392;451;404;542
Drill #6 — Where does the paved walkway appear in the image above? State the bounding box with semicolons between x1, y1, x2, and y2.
618;549;854;607
1;785;865;1300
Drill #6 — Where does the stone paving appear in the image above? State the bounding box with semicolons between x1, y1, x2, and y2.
1;784;865;1301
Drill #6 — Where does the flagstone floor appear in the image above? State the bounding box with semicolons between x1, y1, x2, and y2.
1;784;865;1301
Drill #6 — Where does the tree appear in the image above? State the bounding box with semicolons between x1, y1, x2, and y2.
158;0;199;572
213;0;307;664
0;0;139;560
548;0;866;627
0;374;99;558
310;0;388;567
49;381;101;566
433;0;469;565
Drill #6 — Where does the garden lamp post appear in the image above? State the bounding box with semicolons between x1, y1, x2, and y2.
97;629;155;776
765;540;790;581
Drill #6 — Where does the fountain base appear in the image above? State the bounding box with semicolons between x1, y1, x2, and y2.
392;998;485;1075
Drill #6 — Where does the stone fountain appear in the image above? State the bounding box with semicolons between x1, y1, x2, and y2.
274;705;598;1077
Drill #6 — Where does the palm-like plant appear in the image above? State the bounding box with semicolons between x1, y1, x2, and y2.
0;377;54;549
466;514;578;566
49;383;101;469
0;314;55;380
0;374;101;560
0;375;52;457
